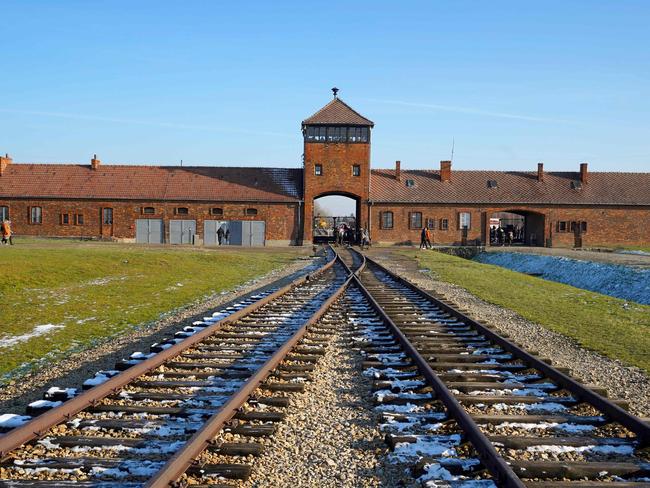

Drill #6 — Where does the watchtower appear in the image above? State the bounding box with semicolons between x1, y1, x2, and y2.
301;88;374;242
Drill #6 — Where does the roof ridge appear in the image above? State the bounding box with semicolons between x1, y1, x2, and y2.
302;97;374;126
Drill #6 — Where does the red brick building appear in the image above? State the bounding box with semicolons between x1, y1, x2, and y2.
1;94;649;247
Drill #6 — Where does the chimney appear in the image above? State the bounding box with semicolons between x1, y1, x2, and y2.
440;160;452;182
91;154;101;170
537;162;544;182
395;160;401;182
580;162;588;184
0;153;12;176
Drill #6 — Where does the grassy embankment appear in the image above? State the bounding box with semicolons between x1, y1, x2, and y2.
403;250;650;373
0;241;301;377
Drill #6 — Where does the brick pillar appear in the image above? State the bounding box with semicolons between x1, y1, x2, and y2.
580;162;588;184
440;160;452;182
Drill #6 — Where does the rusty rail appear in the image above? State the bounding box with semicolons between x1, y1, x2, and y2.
145;253;354;487
0;251;337;458
361;251;650;447
348;248;525;488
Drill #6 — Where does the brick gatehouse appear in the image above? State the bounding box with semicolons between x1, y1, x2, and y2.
1;93;649;247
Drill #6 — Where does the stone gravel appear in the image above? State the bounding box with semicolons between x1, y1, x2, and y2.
368;249;650;417
0;256;319;414
239;308;410;487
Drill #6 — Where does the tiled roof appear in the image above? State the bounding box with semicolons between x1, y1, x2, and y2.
0;164;302;202
302;98;374;126
370;169;650;206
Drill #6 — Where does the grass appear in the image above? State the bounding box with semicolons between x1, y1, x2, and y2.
0;240;302;378
401;250;650;373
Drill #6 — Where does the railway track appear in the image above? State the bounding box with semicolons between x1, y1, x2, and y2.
1;245;648;487
0;249;357;487
351;247;650;487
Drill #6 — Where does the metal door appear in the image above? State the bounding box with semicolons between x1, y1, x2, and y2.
170;220;196;244
136;219;164;244
249;221;266;246
228;221;243;246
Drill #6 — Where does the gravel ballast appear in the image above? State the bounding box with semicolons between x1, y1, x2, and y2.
368;249;650;417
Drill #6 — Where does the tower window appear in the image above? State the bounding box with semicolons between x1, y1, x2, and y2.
352;165;361;176
304;125;369;143
315;164;323;176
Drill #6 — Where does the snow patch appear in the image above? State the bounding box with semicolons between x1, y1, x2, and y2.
0;323;64;348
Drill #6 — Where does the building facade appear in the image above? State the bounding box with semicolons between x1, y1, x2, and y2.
1;95;649;247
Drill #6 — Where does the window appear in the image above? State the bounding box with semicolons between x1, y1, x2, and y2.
142;207;155;215
60;213;69;225
459;212;471;230
557;221;567;232
409;212;422;229
175;207;189;215
487;180;498;188
102;208;113;224
211;207;223;216
315;164;323;176
571;180;582;190
245;208;258;216
440;218;449;231
0;206;8;221
581;221;588;232
305;125;369;143
405;179;415;187
30;206;42;224
381;211;393;229
426;218;436;230
570;221;577;232
352;165;361;177
75;214;84;225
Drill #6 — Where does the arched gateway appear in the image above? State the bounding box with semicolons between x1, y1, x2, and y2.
300;90;374;244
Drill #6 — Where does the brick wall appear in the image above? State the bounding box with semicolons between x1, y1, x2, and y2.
371;203;650;247
0;199;300;244
302;141;370;242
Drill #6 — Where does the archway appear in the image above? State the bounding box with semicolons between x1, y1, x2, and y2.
488;210;545;247
312;193;360;244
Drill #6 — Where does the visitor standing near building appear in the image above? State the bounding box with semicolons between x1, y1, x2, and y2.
217;226;224;245
224;228;230;245
1;220;13;245
425;226;432;248
360;227;370;250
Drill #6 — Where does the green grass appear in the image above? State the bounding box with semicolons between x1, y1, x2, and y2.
401;250;650;373
0;241;301;377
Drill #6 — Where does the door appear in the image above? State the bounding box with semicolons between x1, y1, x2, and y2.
170;220;196;244
101;207;114;238
204;220;230;246
249;221;266;246
136;219;164;244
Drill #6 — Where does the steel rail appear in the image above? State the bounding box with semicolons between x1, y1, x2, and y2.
145;255;353;488
361;252;650;446
0;251;337;458
347;249;525;488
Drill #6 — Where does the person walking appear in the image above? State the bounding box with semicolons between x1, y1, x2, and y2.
217;226;224;245
1;220;12;245
419;226;428;250
425;226;432;249
224;228;230;245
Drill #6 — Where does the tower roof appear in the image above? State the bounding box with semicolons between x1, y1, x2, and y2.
302;97;374;127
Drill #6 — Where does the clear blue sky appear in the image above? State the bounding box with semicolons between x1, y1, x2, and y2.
2;0;649;176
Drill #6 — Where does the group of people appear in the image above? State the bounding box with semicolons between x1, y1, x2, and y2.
490;225;522;246
1;220;13;245
216;226;231;245
419;226;433;249
332;225;371;250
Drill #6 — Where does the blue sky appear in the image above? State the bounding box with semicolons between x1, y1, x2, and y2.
1;0;649;176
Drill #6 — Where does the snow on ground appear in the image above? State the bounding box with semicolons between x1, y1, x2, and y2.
0;323;64;348
474;252;650;305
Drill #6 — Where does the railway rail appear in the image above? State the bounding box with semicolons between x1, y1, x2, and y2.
351;247;650;487
0;245;648;487
0;249;357;487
